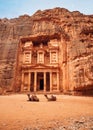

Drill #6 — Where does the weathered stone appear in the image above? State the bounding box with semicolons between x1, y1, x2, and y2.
0;7;93;95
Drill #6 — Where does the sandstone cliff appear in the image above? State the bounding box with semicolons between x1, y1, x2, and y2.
0;7;93;95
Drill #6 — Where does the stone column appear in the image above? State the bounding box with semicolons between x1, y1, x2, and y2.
50;51;51;64
28;72;31;91
34;72;37;92
44;72;46;92
50;72;52;92
21;72;24;91
23;53;25;63
57;72;59;91
29;52;31;63
56;51;58;63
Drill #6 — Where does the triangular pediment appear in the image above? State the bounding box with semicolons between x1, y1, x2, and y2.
31;63;49;69
22;63;59;70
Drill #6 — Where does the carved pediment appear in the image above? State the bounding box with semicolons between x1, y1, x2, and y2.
24;41;33;48
48;39;59;48
22;63;59;70
31;63;49;69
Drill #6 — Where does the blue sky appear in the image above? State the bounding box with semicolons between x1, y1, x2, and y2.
0;0;93;19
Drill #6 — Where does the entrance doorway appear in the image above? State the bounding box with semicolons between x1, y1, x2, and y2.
40;79;44;90
37;72;44;91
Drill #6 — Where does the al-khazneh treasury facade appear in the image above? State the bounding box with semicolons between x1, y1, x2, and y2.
0;8;93;95
18;37;61;92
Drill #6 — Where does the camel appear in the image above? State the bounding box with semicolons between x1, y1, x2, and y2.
27;93;39;102
44;94;57;101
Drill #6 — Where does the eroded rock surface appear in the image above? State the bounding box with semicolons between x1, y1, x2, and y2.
0;7;93;95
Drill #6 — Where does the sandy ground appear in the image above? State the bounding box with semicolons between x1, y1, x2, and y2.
0;94;93;130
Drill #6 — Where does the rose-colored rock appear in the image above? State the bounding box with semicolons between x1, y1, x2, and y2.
0;7;93;95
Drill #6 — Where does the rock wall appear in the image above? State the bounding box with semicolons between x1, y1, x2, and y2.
0;7;93;95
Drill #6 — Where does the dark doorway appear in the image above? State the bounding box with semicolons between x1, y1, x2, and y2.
46;72;50;91
30;72;34;92
40;79;44;90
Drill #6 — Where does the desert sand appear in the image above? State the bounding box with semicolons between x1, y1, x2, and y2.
0;94;93;130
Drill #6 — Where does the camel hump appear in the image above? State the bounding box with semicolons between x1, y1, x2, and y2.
51;95;56;100
31;94;39;102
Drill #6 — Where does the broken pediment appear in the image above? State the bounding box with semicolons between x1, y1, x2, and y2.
24;41;33;48
48;39;59;48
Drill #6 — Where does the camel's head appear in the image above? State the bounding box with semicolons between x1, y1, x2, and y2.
27;93;30;97
44;94;47;97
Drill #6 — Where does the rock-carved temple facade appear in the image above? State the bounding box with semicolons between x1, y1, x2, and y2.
0;8;93;95
18;37;60;92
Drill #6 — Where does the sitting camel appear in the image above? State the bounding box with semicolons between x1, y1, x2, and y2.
27;93;39;102
44;94;57;101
